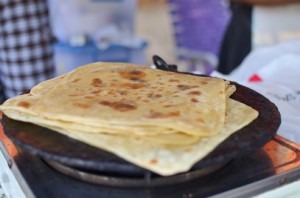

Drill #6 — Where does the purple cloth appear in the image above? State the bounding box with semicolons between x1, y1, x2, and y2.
169;0;230;56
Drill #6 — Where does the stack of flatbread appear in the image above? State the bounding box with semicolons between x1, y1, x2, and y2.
0;62;258;176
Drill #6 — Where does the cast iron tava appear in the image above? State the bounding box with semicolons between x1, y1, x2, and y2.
1;56;281;182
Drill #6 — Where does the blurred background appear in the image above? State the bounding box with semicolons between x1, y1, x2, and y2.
48;0;230;75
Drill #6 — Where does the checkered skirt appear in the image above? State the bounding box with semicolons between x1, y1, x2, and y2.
0;0;55;102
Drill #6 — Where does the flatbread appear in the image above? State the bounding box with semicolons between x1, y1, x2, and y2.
25;98;258;176
2;98;257;175
1;62;227;136
0;62;259;176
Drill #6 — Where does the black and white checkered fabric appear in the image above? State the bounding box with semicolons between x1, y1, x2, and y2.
0;0;56;102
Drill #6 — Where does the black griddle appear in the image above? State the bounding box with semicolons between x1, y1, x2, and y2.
1;74;281;180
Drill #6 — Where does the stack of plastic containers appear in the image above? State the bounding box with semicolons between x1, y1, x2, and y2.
48;0;148;75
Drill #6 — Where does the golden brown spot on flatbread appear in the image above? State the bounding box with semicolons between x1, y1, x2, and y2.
201;81;208;85
185;148;193;152
119;70;146;80
177;85;199;90
117;90;127;95
146;111;181;118
121;83;145;89
74;103;91;109
196;118;204;123
149;159;158;165
163;104;174;108
188;91;201;95
135;137;141;141
91;90;101;94
99;100;137;112
92;78;102;87
108;91;116;95
147;93;162;98
17;101;31;108
169;79;180;82
146;111;163;118
84;96;94;99
169;111;180;117
191;98;199;103
147;93;153;97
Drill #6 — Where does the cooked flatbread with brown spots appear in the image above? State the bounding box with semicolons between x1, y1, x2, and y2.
0;62;258;176
2;62;227;136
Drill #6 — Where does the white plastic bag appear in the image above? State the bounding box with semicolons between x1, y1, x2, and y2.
212;40;300;143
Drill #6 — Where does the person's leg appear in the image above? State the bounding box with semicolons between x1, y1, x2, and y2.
0;0;56;100
217;3;252;74
0;83;5;103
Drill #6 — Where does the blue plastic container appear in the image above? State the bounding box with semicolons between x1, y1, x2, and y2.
54;40;148;75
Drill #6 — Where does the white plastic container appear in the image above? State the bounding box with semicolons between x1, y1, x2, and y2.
48;0;137;43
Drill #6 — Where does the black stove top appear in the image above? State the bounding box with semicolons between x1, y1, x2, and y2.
4;135;300;198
